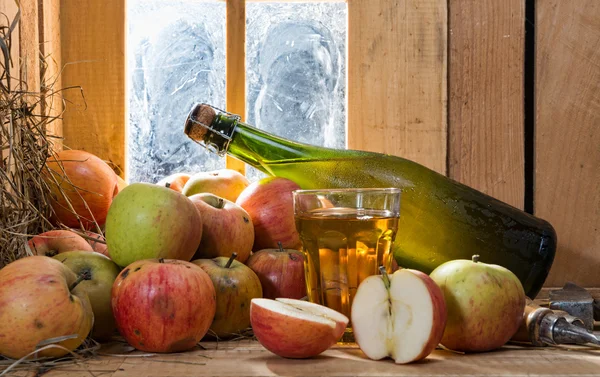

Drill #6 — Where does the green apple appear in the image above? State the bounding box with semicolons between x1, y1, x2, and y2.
193;253;262;339
429;255;526;352
53;251;121;340
182;169;250;202
105;183;203;267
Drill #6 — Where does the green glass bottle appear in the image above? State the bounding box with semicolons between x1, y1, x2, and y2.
184;104;556;298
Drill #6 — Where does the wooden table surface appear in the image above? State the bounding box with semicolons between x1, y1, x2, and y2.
3;340;600;377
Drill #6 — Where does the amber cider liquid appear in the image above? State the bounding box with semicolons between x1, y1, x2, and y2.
295;207;399;340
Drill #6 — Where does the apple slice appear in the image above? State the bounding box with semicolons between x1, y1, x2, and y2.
250;298;348;359
351;268;447;364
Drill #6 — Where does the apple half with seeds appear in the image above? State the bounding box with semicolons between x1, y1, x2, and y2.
250;298;348;359
351;267;447;364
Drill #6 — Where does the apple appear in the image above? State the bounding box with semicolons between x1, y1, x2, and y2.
28;229;94;257
105;183;203;268
45;149;119;229
192;253;263;339
111;258;216;352
0;256;93;359
429;255;526;352
82;231;110;258
246;242;306;299
351;267;447;364
235;177;301;251
250;298;348;359
53;251;120;340
156;173;191;193
189;193;254;263
182;169;250;202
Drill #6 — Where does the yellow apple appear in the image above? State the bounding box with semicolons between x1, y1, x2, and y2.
182;169;250;202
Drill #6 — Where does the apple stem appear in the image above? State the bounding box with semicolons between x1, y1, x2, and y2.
69;270;91;291
165;182;171;188
277;242;284;252
225;252;237;268
472;254;480;263
217;198;225;209
159;258;165;264
379;265;391;289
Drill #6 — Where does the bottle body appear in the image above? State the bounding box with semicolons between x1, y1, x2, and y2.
186;106;556;298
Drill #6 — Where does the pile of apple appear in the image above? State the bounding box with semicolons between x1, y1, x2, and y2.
0;149;528;366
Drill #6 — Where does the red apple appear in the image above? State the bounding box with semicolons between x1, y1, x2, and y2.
82;231;110;258
250;298;348;359
429;255;525;352
28;229;94;257
235;177;301;251
351;267;447;364
0;256;94;359
189;193;254;263
246;242;306;299
45;149;119;229
192;253;263;339
156;173;191;193
182;169;250;202
111;258;216;353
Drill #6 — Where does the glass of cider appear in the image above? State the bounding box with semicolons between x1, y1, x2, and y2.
293;188;401;343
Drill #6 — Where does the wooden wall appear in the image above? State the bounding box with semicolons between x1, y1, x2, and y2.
3;0;599;289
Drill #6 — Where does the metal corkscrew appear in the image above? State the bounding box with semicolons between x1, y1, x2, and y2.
511;298;600;347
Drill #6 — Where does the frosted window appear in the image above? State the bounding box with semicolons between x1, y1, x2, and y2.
246;2;347;181
127;0;226;183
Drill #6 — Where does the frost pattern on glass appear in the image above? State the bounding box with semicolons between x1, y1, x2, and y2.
127;0;226;183
246;2;347;182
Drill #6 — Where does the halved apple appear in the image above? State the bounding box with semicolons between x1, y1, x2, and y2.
351;268;447;364
250;298;348;359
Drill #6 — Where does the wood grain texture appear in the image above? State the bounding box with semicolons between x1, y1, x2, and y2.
536;0;600;287
19;0;40;103
448;0;525;209
347;0;447;174
60;0;125;176
225;0;246;174
39;0;62;150
38;340;600;376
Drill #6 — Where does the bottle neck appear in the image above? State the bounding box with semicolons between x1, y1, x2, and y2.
207;114;323;170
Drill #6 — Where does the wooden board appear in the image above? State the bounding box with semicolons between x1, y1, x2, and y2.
38;0;62;150
60;0;126;176
22;340;600;377
448;0;525;209
225;0;246;175
347;0;447;174
535;0;600;287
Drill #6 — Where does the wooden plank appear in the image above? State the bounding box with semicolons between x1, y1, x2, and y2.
38;340;600;376
39;0;63;150
225;0;246;175
448;0;525;209
60;0;125;176
347;0;447;174
535;0;600;287
19;0;40;102
0;0;19;92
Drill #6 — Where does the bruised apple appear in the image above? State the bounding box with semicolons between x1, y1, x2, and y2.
0;256;93;359
250;298;348;358
111;259;216;352
28;229;93;257
351;267;447;364
45;149;119;229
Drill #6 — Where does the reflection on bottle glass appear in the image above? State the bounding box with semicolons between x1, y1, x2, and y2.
246;2;347;182
127;0;226;183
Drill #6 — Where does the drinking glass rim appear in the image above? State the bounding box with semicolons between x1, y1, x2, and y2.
293;187;401;196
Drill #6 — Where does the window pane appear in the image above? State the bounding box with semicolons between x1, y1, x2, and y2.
127;0;226;183
246;2;347;181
